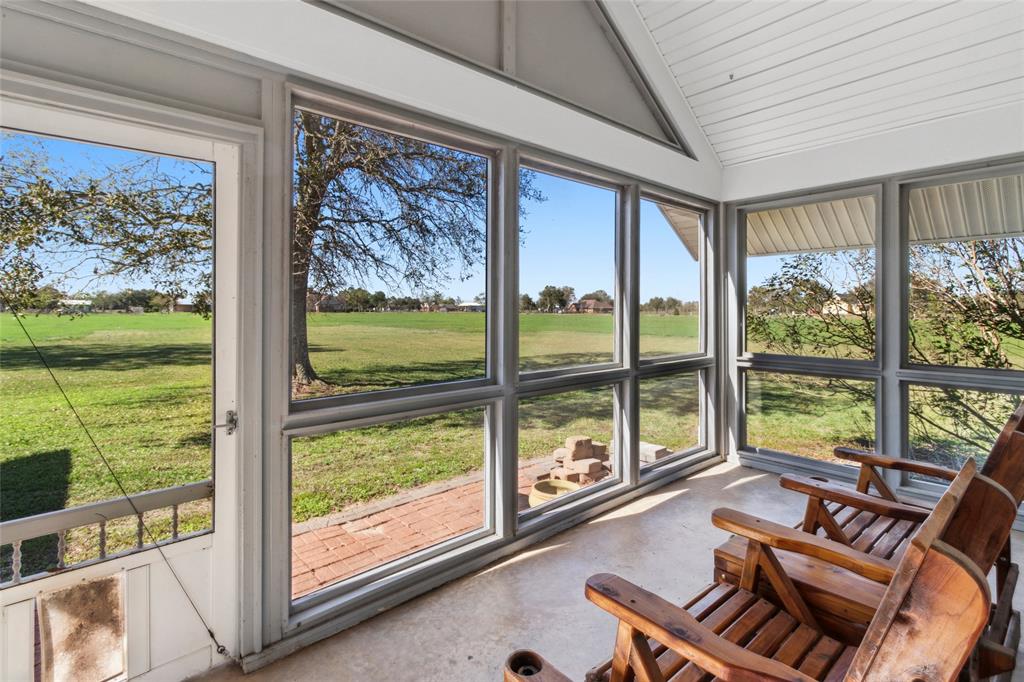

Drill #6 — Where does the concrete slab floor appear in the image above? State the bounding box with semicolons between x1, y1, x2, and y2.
197;461;1024;682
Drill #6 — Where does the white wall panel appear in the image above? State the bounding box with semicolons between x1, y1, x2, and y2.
85;0;721;198
0;8;262;120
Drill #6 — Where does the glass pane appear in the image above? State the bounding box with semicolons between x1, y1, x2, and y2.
639;199;701;358
745;371;875;463
908;385;1024;478
291;109;488;401
639;372;701;467
518;168;616;371
0;130;214;579
745;196;876;359
290;407;486;598
908;174;1024;370
517;386;615;512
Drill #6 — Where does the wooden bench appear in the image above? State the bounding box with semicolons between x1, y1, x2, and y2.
505;460;992;681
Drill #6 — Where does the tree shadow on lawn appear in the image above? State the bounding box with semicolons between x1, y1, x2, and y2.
1;449;71;581
307;351;619;395
1;342;210;371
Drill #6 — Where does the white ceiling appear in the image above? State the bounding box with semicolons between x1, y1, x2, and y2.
634;0;1024;167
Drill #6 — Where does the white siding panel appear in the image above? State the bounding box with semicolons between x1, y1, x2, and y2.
709;48;1024;145
670;2;919;78
634;0;1024;165
717;82;1024;165
696;32;1024;127
688;3;1015;112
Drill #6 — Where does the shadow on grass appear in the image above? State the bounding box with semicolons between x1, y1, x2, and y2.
305;352;618;396
1;449;71;581
1;342;210;371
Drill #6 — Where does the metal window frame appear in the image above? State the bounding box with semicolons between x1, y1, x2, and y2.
264;80;721;650
727;157;1024;505
636;191;710;363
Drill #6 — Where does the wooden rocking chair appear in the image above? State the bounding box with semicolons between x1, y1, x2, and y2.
714;400;1024;677
505;459;992;682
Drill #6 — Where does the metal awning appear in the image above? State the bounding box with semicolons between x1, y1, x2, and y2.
743;173;1023;257
657;203;702;262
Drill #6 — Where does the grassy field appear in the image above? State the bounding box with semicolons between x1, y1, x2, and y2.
304;311;698;396
1;311;699;525
744;372;876;461
2;309;1014;562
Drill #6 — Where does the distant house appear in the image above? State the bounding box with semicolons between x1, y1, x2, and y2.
173;302;194;313
455;301;485;313
306;292;346;312
819;297;867;316
570;298;613;314
59;298;93;312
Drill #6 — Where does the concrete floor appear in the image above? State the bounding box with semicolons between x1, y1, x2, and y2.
199;462;1024;682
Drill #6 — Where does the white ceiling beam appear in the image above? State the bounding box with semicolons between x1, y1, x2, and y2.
83;0;721;199
599;0;721;170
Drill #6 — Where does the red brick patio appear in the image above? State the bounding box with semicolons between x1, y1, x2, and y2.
291;471;540;598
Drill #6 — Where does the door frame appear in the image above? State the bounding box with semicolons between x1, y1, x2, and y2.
0;69;265;662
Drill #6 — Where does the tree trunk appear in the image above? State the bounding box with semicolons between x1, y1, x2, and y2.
291;227;320;389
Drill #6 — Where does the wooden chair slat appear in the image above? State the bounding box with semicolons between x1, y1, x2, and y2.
850;514;898;554
866;518;915;560
670;599;777;682
653;591;757;676
831;505;860;529
586;584;739;682
771;625;819;667
744;611;797;657
821;648;856;682
795;636;844;679
840;510;877;544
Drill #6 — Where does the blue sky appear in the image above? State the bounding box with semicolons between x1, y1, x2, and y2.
3;131;212;297
7;131;701;303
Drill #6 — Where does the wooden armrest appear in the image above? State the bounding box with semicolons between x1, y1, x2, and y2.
712;508;896;583
780;474;931;523
834;447;958;481
585;573;813;682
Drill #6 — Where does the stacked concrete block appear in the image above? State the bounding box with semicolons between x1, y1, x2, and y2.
639;441;671;464
544;435;612;485
564;436;593;461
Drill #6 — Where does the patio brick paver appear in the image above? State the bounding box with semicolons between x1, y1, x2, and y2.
291;473;538;598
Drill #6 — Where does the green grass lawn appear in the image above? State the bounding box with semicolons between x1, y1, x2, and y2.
304;311;699;396
744;372;876;461
3;309;1017;572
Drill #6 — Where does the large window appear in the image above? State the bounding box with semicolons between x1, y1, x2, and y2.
639;198;701;358
745;195;876;360
745;372;875;464
290;108;490;401
907;385;1024;476
290;407;487;597
1;130;216;581
737;169;1024;492
518;167;617;372
517;385;616;514
907;174;1024;371
279;96;714;613
639;371;701;468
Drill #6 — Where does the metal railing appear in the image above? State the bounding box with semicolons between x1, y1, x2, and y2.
1;480;213;586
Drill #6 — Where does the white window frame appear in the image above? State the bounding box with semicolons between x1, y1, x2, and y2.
259;81;720;653
726;159;1024;508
